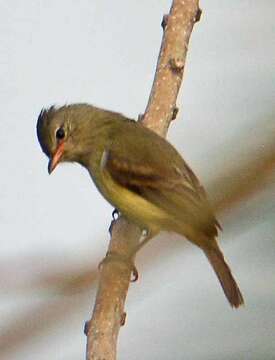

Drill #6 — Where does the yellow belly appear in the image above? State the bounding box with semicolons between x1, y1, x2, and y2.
97;170;167;232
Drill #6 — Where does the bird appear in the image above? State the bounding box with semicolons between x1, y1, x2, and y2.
37;103;244;308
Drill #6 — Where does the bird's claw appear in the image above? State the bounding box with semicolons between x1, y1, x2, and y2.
98;251;138;282
112;208;119;220
142;228;149;237
109;209;120;235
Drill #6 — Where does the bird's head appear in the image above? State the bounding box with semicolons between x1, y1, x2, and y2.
37;103;125;174
37;104;97;174
37;105;73;173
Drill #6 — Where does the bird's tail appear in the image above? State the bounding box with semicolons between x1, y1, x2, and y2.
204;244;244;308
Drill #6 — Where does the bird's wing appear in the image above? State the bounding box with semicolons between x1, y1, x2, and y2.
101;124;220;237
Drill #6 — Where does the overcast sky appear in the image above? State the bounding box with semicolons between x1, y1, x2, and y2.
1;1;275;359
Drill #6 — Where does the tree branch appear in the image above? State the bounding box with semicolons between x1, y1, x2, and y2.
86;1;200;359
142;0;200;137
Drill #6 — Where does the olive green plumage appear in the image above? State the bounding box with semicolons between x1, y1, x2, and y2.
37;103;244;307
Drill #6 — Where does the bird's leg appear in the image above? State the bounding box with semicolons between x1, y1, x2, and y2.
105;209;139;281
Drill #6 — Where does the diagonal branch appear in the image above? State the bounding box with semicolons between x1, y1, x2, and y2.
142;1;201;137
86;1;200;359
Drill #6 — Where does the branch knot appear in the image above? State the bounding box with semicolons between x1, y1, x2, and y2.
161;14;169;30
169;57;185;71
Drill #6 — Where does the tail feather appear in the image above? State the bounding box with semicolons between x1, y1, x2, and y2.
204;246;244;308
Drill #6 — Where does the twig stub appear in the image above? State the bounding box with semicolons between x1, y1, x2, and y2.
195;7;202;22
161;14;169;30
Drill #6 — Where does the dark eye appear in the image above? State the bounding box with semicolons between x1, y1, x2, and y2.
56;128;65;140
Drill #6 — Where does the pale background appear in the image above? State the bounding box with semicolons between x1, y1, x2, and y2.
1;1;275;359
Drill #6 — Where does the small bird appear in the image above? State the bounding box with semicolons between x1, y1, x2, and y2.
37;103;244;307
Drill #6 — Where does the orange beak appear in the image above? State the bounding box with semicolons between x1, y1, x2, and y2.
48;141;65;174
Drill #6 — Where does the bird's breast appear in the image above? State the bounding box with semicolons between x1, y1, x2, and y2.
90;167;167;232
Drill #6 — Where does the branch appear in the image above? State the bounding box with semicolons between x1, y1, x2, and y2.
142;1;200;137
86;1;200;359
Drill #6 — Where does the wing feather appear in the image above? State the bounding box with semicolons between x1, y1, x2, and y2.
103;141;220;237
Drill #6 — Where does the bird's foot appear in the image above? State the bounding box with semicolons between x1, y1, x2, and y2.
128;228;155;257
98;251;138;282
109;209;120;235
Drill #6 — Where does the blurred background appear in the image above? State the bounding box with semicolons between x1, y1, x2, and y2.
1;0;274;359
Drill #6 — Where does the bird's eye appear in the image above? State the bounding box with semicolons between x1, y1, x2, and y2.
56;128;65;140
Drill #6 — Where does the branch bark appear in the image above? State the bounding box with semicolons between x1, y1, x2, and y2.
86;1;200;359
